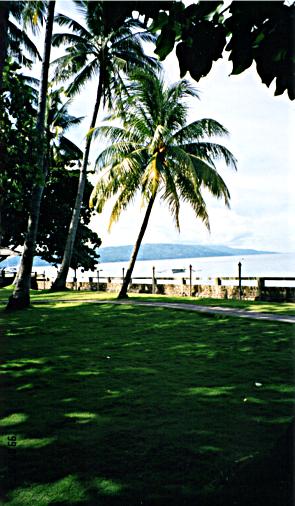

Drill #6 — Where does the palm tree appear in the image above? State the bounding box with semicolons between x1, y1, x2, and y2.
90;70;237;299
50;0;159;291
7;0;56;310
0;1;46;90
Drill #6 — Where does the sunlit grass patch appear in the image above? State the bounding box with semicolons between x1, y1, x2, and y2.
64;412;101;424
91;477;124;495
1;285;294;315
0;413;28;426
185;386;235;397
7;475;86;505
0;434;56;448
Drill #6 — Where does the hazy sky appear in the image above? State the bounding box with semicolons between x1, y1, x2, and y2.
45;2;294;252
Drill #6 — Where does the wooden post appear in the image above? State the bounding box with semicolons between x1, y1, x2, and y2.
152;266;156;294
97;270;100;291
122;268;125;285
189;264;192;296
43;270;46;290
238;261;242;300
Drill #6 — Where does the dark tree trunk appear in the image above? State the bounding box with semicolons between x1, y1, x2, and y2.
7;0;55;310
0;1;10;92
51;66;104;291
118;194;156;299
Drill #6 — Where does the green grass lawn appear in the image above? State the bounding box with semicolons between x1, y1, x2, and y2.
1;285;295;315
0;292;294;505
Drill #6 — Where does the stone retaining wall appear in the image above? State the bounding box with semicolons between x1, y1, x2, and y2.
34;279;295;302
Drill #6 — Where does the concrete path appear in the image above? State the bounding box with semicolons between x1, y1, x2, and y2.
33;298;295;324
116;300;295;324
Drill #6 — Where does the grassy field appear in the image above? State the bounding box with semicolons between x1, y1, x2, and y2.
1;286;295;315
0;289;294;505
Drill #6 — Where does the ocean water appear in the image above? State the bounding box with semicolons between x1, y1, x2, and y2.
97;252;295;278
31;252;294;286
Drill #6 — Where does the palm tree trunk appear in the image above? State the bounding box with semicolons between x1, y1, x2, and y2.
0;1;10;92
118;194;156;299
51;67;104;291
6;0;55;310
0;2;10;245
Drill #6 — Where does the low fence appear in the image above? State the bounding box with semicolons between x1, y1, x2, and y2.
2;270;294;302
34;273;295;302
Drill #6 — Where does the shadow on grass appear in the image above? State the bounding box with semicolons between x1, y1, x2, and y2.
0;302;294;505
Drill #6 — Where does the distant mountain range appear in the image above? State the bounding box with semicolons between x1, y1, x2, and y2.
0;244;276;269
0;256;51;268
98;243;275;263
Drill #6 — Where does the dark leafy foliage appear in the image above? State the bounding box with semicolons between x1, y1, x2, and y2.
38;166;101;270
128;0;294;100
0;61;101;270
0;60;38;245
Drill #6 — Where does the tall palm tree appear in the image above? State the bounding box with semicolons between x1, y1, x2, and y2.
90;70;237;299
50;0;159;291
7;0;56;310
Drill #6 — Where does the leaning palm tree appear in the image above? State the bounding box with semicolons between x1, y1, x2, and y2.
7;0;55;310
50;0;159;291
90;70;237;299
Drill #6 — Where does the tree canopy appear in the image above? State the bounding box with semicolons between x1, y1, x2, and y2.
111;0;295;100
1;60;101;270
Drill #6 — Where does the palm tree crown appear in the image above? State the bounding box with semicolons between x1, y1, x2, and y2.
91;70;236;228
90;70;237;298
52;1;158;102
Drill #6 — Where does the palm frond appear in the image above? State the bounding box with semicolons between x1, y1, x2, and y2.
175;172;210;230
21;74;39;88
166;79;199;102
52;31;90;49
166;145;198;187
72;0;88;19
54;13;90;38
108;173;141;230
95;144;145;172
173;118;230;144
161;170;181;230
8;20;41;60
59;136;83;160
183;142;237;170
66;58;100;96
52;50;92;84
22;1;46;34
90;125;131;144
190;155;231;207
